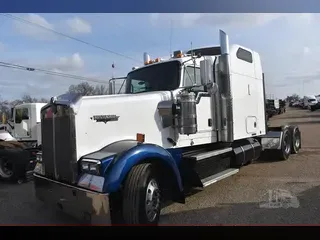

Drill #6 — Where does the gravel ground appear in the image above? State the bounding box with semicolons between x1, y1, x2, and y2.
1;107;320;225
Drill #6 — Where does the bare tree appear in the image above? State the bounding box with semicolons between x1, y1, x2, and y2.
11;99;23;106
0;100;10;118
0;95;10;119
286;94;300;102
94;84;109;95
18;95;48;104
39;98;49;103
68;82;109;96
21;94;38;103
68;82;96;96
0;94;49;123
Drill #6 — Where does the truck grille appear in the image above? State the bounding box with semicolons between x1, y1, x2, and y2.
41;116;55;179
41;105;78;184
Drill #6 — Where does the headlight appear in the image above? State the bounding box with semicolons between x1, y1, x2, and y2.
36;152;42;162
80;159;101;175
34;162;45;175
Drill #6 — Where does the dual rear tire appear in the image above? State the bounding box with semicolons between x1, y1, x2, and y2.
278;126;301;160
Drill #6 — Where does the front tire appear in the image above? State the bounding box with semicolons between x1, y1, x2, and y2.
0;149;30;183
122;163;161;225
0;156;14;180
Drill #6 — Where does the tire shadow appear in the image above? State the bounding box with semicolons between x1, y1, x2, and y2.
160;185;320;224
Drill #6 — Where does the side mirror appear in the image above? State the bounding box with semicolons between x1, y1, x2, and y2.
200;58;213;86
108;81;115;95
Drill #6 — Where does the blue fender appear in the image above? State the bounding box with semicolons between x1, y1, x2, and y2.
103;143;183;193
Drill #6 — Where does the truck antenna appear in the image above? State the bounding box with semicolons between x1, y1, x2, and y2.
169;19;173;57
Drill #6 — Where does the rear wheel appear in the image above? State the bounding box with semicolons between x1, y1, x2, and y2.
291;126;301;154
122;163;161;225
278;128;291;160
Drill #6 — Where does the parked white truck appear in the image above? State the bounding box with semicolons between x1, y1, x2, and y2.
7;103;45;147
33;30;302;225
0;103;45;182
303;95;318;111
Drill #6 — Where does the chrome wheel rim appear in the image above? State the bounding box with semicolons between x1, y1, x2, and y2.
284;134;290;154
145;179;160;222
294;131;300;148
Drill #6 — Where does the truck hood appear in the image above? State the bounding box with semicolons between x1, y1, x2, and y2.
74;91;174;159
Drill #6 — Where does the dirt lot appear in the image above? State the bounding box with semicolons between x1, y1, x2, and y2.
1;107;320;224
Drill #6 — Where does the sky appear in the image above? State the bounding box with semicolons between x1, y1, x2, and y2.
0;13;319;101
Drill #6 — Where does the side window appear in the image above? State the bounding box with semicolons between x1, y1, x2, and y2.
15;108;29;124
236;48;253;63
183;66;204;92
131;79;150;93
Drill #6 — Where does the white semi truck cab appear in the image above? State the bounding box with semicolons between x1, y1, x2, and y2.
33;30;302;225
7;103;46;147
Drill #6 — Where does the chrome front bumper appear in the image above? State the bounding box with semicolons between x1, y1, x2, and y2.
34;174;111;225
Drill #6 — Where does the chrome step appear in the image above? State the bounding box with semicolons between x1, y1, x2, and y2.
201;168;239;187
189;147;233;161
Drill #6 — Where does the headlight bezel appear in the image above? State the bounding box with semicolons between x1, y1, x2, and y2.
34;152;45;175
79;159;102;175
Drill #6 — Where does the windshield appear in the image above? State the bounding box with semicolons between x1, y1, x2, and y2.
125;61;181;94
15;108;29;124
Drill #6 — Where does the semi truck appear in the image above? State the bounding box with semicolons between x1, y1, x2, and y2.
279;99;286;114
266;99;280;118
0;103;45;182
33;30;302;225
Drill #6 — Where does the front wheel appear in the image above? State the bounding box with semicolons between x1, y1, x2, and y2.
122;163;161;225
0;157;14;180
